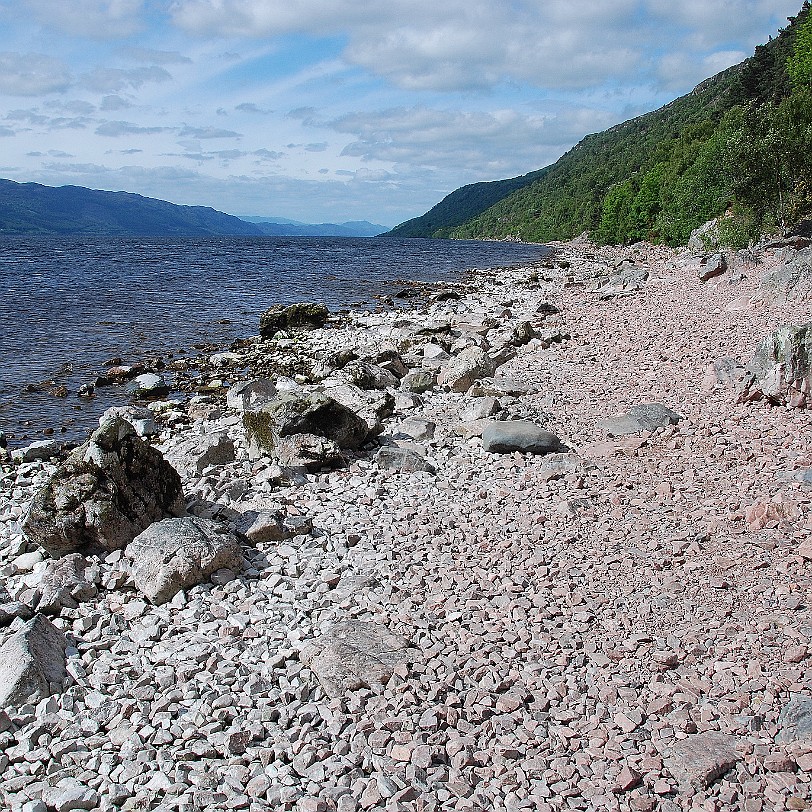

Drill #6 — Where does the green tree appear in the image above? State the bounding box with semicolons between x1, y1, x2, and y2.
788;3;812;87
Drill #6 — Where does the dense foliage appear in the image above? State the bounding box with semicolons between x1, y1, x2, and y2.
395;4;812;246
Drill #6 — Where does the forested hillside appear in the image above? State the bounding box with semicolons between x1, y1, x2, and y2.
397;3;812;247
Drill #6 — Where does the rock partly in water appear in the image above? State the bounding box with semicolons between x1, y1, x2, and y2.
739;323;812;408
259;303;329;339
126;373;170;400
0;615;67;709
22;415;185;557
243;392;369;460
300;620;418;698
481;420;567;455
126;517;244;605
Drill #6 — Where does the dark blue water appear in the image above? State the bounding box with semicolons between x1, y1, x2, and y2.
0;236;549;446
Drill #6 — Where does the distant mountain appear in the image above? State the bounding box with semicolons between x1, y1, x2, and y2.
0;179;265;237
239;216;389;237
0;180;389;238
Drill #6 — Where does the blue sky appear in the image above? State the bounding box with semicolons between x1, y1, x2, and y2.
0;0;802;226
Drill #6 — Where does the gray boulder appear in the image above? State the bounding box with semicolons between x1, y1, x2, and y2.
481;420;566;455
243;392;369;459
11;440;60;464
126;517;243;605
259;303;329;338
36;554;99;614
22;415;185;556
777;694;812;743
300;620;418;698
594;261;648;299
759;248;812;304
400;370;435;393
687;218;721;252
600;403;682;436
392;417;436;441
702;357;747;393
165;432;236;477
738;323;812;408
226;378;277;412
100;406;157;438
662;732;740;791
341;361;398;391
437;347;497;393
0;615;67;709
376;446;436;474
275;433;344;472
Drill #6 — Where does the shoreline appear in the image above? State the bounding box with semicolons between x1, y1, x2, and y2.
2;237;812;809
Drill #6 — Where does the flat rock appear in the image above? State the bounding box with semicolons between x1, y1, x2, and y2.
0;615;67;709
481;420;566;455
165;432;235;477
600;403;682;436
663;732;740;791
467;377;537;397
300;621;418;698
126;517;244;605
22;415;184;556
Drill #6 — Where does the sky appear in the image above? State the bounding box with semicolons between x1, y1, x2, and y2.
0;1;803;227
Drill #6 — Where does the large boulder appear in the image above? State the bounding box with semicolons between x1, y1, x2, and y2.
759;249;812;304
259;303;329;339
243;392;369;459
0;615;67;709
126;517;243;605
599;403;682;436
317;381;393;436
437;347;497;393
481;420;567;455
341;361;399;391
226;378;277;412
275;433;344;472
738;323;812;408
22;415;185;556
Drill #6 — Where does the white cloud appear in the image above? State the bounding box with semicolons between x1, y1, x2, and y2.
24;0;145;38
656;49;750;91
95;120;171;136
82;66;172;92
0;53;72;96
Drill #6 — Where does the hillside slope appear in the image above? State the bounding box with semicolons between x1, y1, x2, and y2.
394;3;812;246
388;169;545;238
0;180;265;237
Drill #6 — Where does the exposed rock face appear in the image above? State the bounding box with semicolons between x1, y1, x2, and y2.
481;420;567;455
259;303;329;339
22;415;185;556
126;517;243;605
759;249;812;304
738;323;812;407
300;621;417;698
0;615;67;709
697;253;728;282
437;347;497;393
243;392;369;459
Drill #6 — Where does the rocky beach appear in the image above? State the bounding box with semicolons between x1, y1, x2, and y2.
2;233;812;812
